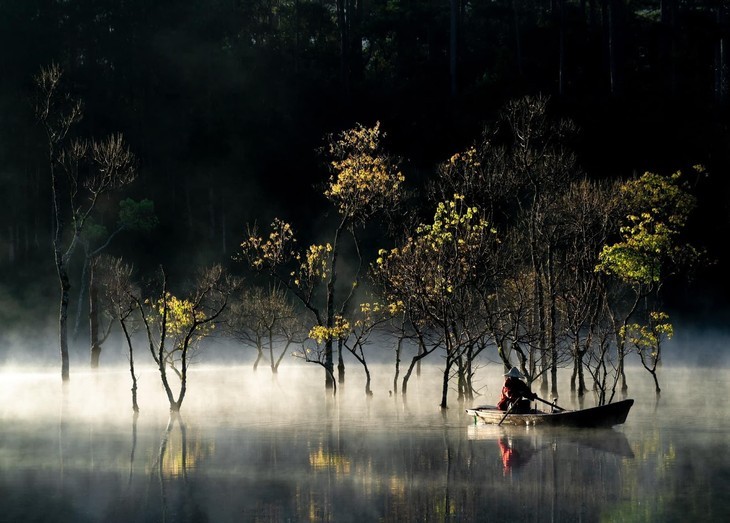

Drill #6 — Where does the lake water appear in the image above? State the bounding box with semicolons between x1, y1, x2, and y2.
1;360;728;522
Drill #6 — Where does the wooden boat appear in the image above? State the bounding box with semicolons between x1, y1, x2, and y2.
465;399;634;428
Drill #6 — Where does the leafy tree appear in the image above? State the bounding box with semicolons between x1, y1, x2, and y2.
597;169;701;393
373;195;498;408
295;313;351;394
343;298;404;396
623;311;673;394
239;122;403;389
136;265;232;412
432;95;580;397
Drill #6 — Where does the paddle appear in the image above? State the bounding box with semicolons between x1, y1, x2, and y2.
534;395;566;412
497;396;521;426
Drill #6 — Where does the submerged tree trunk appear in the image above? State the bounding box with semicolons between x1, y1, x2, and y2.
440;357;452;409
338;339;345;384
56;250;71;381
253;335;263;371
440;333;455;409
392;326;405;396
121;319;139;413
548;248;558;398
324;221;346;389
89;260;101;368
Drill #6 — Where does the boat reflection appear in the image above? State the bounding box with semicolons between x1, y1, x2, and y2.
468;424;634;474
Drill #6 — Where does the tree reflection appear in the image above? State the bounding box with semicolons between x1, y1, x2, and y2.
152;413;212;522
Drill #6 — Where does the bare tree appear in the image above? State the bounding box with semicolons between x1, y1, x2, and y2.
226;283;305;373
35;64;137;381
100;255;141;412
555;178;622;397
74;197;158;367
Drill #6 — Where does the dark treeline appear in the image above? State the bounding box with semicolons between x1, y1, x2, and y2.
0;1;728;405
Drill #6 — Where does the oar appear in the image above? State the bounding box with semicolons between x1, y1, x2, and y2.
497;396;521;426
534;396;566;412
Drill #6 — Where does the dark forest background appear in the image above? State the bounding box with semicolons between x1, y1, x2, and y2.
1;0;729;346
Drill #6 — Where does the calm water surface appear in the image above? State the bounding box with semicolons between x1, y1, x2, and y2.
0;362;728;522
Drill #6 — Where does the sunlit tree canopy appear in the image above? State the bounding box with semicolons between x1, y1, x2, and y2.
375;194;497;307
324;122;404;224
151;293;214;340
597;171;698;285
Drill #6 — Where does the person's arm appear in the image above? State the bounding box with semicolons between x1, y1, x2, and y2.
519;381;536;399
524;384;536;400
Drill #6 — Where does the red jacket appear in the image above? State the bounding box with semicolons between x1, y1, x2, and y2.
497;377;535;411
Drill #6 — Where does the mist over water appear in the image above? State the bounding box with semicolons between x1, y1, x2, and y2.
1;351;729;522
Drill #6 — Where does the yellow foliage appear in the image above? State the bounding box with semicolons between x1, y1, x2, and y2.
153;292;213;338
597;170;697;285
374;195;495;302
324;122;404;221
239;218;296;269
308;315;351;344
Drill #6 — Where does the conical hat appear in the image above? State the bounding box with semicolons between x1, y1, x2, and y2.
504;367;525;379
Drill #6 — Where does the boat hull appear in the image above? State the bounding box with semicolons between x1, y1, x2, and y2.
465;399;634;428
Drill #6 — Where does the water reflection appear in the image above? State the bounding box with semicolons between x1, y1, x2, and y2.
468;424;634;478
496;434;543;473
1;364;729;521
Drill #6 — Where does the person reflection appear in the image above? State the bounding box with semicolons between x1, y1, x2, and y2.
497;436;531;474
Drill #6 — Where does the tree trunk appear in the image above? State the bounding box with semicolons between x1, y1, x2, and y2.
325;222;345;389
363;359;372;396
440;357;452;409
254;333;263;371
56;249;71;381
121;319;139;413
89;259;101;368
532;253;547;394
715;4;728;105
547;248;558;398
449;0;458;97
268;328;275;373
618;343;627;392
253;347;263;371
337;338;345;383
393;334;403;396
604;0;622;96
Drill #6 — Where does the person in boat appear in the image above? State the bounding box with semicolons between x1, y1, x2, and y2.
497;367;536;413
